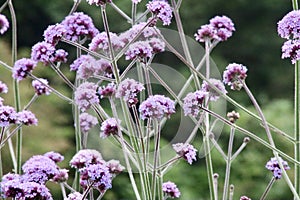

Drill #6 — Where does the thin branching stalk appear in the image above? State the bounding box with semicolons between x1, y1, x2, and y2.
49;61;75;90
110;2;132;23
69;0;81;15
231;137;250;161
260;177;276;200
209;134;227;160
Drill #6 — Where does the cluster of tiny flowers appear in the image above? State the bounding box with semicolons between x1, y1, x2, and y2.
183;90;208;117
43;23;67;45
98;82;116;98
201;78;227;101
195;15;235;42
172;143;197;164
0;81;8;93
223;63;248;90
31;41;56;65
106;160;125;175
146;0;173;26
0;105;18;127
277;10;300;63
17;110;38;126
139;95;176;120
61;12;99;41
125;41;153;61
32;78;52;95
0;14;9;35
265;157;290;179
51;49;68;63
65;192;87;200
12;58;37;81
100;117;120;138
44;151;64;163
89;32;125;53
76;56;98;79
79;112;98;133
52;169;69;183
70;149;104;169
70;54;95;71
74;82;99;112
86;0;112;6
115;78;145;105
162;181;181;198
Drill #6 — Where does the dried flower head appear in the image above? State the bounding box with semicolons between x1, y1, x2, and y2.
32;78;52;96
0;14;9;35
278;10;300;39
74;82;99;112
12;58;37;81
172;143;197;164
115;78;144;105
201;78;227;101
227;110;240;123
147;0;173;26
70;149;103;169
183;90;208;117
139;94;176;120
223;63;248;90
265;157;290;179
31;41;56;65
80;112;98;133
17;110;38;126
162;181;181;198
100;118;120;138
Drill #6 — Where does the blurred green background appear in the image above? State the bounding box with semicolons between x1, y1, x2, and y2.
0;0;297;199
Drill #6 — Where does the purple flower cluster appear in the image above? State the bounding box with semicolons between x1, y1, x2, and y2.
65;192;87;200
0;105;18;127
70;149;104;169
98;82;116;98
0;14;9;35
0;81;8;93
195;15;235;42
32;78;52;96
172;143;197;164
116;78;145;105
281;40;300;64
139;94;176;120
147;0;173;26
183;90;207;117
223;63;248;90
162;181;181;198
52;49;68;63
86;0;112;6
89;31;125;53
79;112;98;133
106;159;125;175
100;118;120;138
70;54;95;71
265;157;290;179
12;58;37;81
43;23;67;45
17;110;38;126
74;82;99;112
125;41;153;61
31;41;56;65
44;151;64;163
201;78;227;101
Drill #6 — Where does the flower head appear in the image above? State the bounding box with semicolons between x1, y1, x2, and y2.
183;90;208;117
17;110;38;126
70;54;96;71
106;160;125;175
43;23;66;45
201;78;227;101
96;59;113;78
86;0;112;6
31;41;56;65
209;15;235;41
265;157;290;179
100;118;120;138
61;12;99;41
0;14;9;35
98;83;116;98
115;78;144;105
194;24;216;42
76;56;98;79
125;41;153;61
44;151;64;163
162;181;181;198
147;0;173;26
80;112;98;133
0;106;18;127
172;143;197;164
139;95;176;120
89;32;124;53
12;58;37;81
74;82;99;112
32;78;52;95
51;49;68;63
70;149;103;169
149;37;165;53
223;63;248;90
281;39;300;64
52;169;69;183
278;10;300;39
65;192;87;200
0;81;8;93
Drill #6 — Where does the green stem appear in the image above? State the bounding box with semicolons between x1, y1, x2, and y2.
260;177;276;200
292;0;299;10
295;60;300;197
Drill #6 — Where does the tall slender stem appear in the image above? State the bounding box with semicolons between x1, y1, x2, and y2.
260;177;276;200
295;60;300;198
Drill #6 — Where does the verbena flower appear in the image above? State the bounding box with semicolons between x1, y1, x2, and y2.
209;15;235;41
265;157;290;179
22;155;59;184
18;182;53;200
149;37;165;53
17;110;38;126
162;181;181;198
281;39;300;64
98;83;116;98
31;41;56;65
51;49;68;63
79;112;98;133
125;41;153;61
0;105;18;127
278;10;300;39
74;82;99;112
106;159;125;175
86;0;112;6
0;14;9;35
172;143;197;164
52;169;69;183
183;90;208;117
65;192;87;200
100;118;120;138
96;59;113;78
223;63;248;90
79;163;112;192
76;56;98;79
115;78;144;105
70;149;103;169
89;32;124;52
32;78;52;96
61;12;99;42
194;24;215;42
201;78;227;101
44;151;64;163
139;94;176;120
146;0;173;26
43;23;66;45
0;81;8;93
70;54;96;71
12;58;37;81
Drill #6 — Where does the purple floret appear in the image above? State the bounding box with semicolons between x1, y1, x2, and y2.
172;143;197;164
0;105;18;127
265;157;290;179
0;14;9;35
31;41;56;65
162;181;181;198
100;118;120;138
17;110;38;126
74;82;99;112
12;58;37;81
147;0;173;26
183;90;208;117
